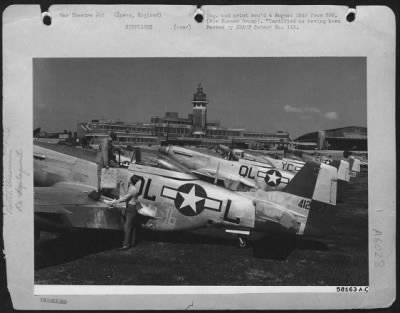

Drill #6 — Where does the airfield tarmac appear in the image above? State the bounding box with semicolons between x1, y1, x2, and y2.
35;169;368;286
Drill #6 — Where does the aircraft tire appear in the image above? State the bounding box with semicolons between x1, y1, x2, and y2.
238;237;248;248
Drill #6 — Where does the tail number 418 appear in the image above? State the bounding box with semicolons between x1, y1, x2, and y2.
298;199;311;210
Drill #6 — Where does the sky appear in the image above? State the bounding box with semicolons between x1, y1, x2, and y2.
33;57;366;138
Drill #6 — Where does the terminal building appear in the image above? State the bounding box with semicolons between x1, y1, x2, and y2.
77;120;157;146
295;126;368;151
77;84;291;149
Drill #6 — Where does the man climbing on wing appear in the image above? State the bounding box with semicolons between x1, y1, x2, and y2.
89;132;117;200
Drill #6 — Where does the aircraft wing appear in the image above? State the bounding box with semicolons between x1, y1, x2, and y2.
36;182;97;210
191;168;256;190
191;168;226;185
35;182;123;231
35;182;162;233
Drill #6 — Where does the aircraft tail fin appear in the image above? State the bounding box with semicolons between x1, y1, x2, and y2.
348;157;361;177
328;160;350;203
283;161;337;205
254;161;337;236
281;161;337;236
330;160;350;182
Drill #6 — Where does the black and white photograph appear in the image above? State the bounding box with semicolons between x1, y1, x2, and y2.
33;57;368;286
2;4;395;310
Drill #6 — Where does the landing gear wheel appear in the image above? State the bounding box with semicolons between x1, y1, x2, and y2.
238;237;248;248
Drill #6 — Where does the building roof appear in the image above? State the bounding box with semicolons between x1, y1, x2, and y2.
296;126;367;142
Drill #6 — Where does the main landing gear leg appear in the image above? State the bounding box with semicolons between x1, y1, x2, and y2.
238;236;248;248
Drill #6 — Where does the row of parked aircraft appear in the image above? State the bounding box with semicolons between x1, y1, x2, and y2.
34;141;363;248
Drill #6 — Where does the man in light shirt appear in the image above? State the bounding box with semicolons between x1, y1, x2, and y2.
107;175;141;251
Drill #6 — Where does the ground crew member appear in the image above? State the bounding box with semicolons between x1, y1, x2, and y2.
96;132;117;192
107;175;141;251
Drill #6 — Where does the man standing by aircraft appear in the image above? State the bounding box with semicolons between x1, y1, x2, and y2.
106;175;141;251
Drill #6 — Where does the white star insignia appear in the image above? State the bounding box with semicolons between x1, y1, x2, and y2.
179;185;203;214
267;171;280;184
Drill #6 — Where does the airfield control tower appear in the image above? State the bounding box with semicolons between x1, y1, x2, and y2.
192;83;208;136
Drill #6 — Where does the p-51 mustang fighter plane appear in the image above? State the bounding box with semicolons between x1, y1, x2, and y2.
215;145;351;184
34;143;190;235
159;145;296;192
118;160;337;247
214;145;354;203
261;149;361;178
34;142;338;248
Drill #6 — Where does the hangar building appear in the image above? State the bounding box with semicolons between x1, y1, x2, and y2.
295;126;367;151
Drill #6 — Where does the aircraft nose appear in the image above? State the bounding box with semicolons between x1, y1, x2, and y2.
159;145;169;155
